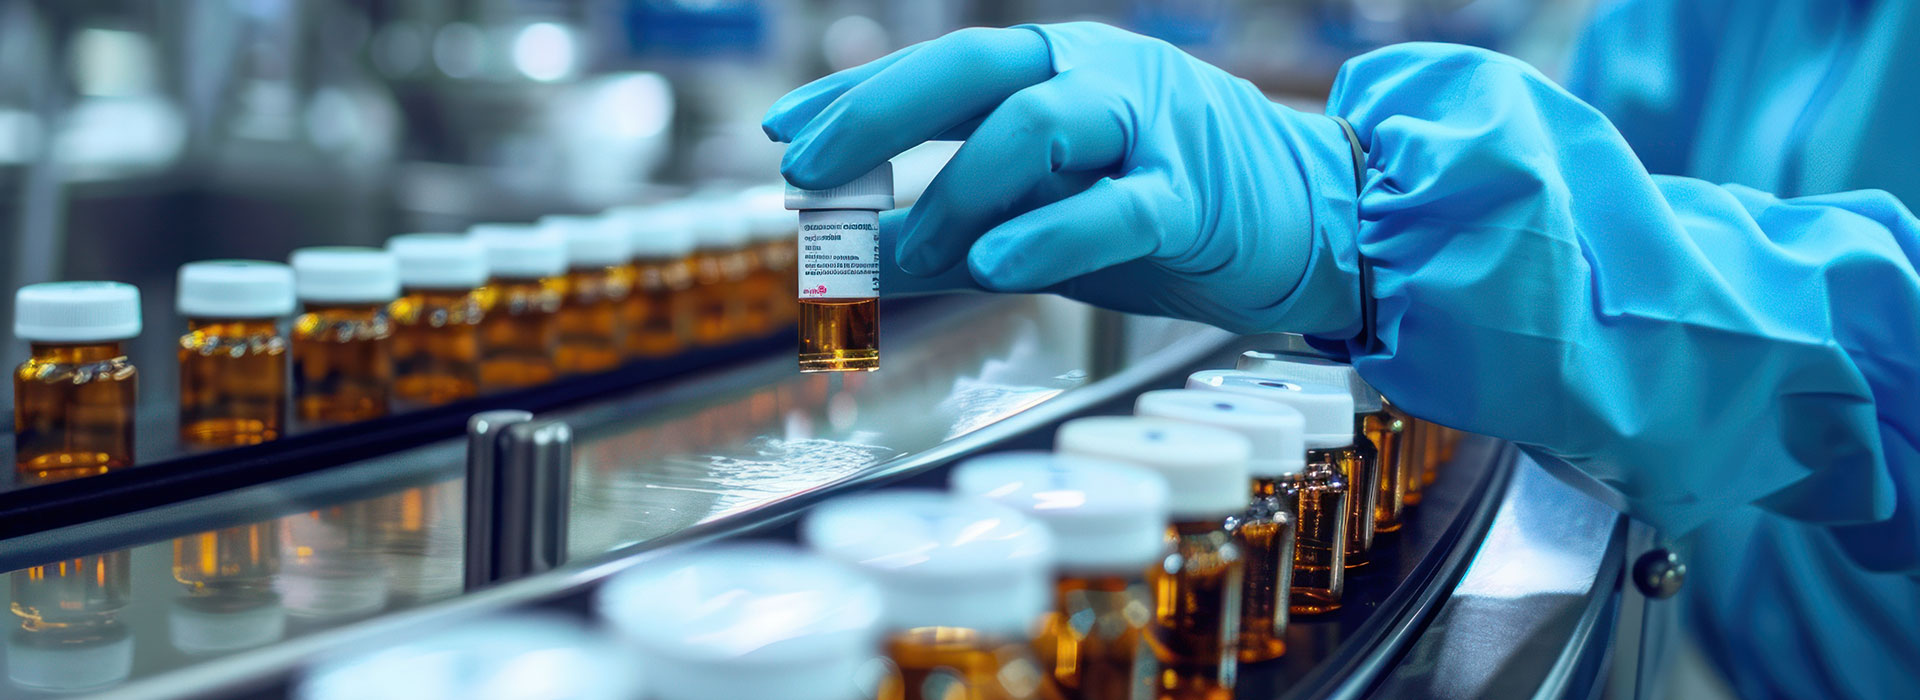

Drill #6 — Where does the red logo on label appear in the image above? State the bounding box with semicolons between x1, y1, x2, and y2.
802;285;828;296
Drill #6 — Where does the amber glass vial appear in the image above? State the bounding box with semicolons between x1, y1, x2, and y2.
1283;462;1349;614
1057;416;1251;699
805;492;1058;700
386;234;488;406
12;282;142;481
741;186;798;331
469;224;566;391
1400;419;1426;506
1185;371;1360;611
1134;388;1304;664
544;215;632;374
952;452;1169;699
612;205;698;358
687;204;755;345
289;248;398;425
1366;402;1411;532
176;261;294;447
787;164;893;372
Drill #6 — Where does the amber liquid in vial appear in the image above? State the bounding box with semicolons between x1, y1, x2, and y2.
13;341;136;480
1366;407;1409;532
1227;478;1296;663
556;265;632;374
1287;461;1350;615
1147;520;1241;700
690;248;752;345
476;276;563;390
1038;576;1155;700
1341;440;1378;568
1400;420;1425;506
881;627;1059;700
1422;421;1442;486
623;255;696;358
292;303;392;424
179;319;286;446
389;288;483;406
799;298;878;372
763;238;799;323
735;244;781;336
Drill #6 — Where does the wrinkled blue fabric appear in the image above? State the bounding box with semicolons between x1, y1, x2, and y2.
764;9;1920;696
1556;1;1920;697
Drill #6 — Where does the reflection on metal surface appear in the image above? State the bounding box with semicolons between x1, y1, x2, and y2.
172;522;284;656
1371;454;1623;700
278;503;390;622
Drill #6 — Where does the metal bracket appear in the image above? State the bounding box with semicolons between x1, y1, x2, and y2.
464;410;572;591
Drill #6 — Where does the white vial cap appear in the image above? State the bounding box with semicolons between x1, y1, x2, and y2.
541;214;631;268
386;233;489;290
1135;389;1307;478
289;247;400;304
1238;350;1384;413
14;281;142;342
468;223;567;279
950;451;1170;574
786;162;895;212
5;634;133;693
295;614;641;700
609;204;698;260
177;260;296;319
739;185;795;242
1055;416;1251;519
170;601;287;655
1188;370;1356;449
688;200;753;251
803;491;1053;638
598;543;883;700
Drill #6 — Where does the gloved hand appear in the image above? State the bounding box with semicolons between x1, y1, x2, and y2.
765;22;1365;335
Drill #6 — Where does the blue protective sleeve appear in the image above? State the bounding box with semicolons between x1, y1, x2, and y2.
1561;0;1729;175
1315;43;1920;568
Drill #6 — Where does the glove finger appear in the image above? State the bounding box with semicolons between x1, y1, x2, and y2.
897;70;1132;277
763;43;925;143
966;172;1177;292
877;209;986;296
780;27;1053;190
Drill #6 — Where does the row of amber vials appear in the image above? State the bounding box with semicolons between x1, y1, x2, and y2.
1060;416;1254;700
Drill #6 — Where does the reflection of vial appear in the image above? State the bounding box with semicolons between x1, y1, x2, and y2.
386;234;488;406
6;458;135;693
278;502;390;620
610;205;698;358
468;224;566;391
688;203;756;345
951;452;1169;700
785;164;893;373
544;214;633;374
1194;368;1376;568
8;550;135;693
12;282;141;481
1188;374;1356;614
805;491;1055;700
1135;390;1303;664
290;248;398;425
1057;417;1250;700
171;521;285;655
598;543;883;700
177;261;294;447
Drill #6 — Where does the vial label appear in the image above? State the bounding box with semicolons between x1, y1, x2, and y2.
797;210;879;299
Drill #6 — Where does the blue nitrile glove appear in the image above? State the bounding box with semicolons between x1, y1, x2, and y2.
765;22;1364;336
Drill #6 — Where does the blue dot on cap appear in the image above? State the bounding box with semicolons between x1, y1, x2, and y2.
1213;402;1235;411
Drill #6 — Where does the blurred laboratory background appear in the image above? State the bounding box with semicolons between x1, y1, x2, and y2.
0;0;1594;402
